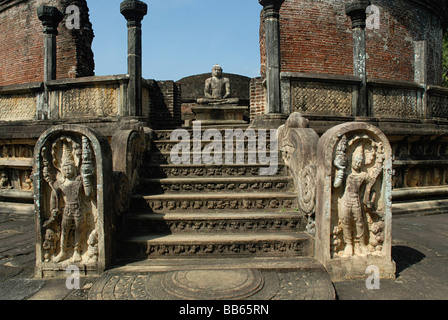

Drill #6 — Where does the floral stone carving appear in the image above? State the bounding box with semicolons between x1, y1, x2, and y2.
278;113;319;233
315;122;395;281
34;125;113;277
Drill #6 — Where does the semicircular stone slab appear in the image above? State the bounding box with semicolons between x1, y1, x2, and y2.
88;268;336;300
162;269;264;300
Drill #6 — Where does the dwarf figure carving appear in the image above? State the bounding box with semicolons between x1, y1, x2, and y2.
0;171;10;189
86;229;99;264
42;229;58;262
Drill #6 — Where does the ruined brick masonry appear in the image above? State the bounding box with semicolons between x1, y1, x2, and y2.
0;0;94;86
260;0;448;86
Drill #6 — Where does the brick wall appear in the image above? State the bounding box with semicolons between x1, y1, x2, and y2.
250;77;266;120
259;0;446;85
278;0;354;78
149;80;182;129
0;0;94;86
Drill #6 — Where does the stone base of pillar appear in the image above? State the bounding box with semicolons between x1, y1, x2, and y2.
192;105;248;126
249;113;288;129
325;256;396;282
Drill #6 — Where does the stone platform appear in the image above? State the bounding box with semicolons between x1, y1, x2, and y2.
191;105;248;125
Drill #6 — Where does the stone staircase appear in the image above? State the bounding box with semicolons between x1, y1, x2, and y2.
117;126;314;263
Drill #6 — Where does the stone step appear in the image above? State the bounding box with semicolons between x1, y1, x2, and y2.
151;139;277;153
131;192;299;213
0;202;34;220
137;176;294;195
121;211;307;235
118;232;313;260
0;189;33;203
141;163;288;178
152;126;274;140
111;256;325;273
145;150;284;166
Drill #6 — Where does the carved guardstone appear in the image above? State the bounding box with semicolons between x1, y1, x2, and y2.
315;122;395;281
193;65;247;125
34;125;113;277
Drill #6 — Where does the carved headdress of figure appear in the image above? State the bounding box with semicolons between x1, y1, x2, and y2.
61;143;77;173
352;145;364;166
51;136;81;176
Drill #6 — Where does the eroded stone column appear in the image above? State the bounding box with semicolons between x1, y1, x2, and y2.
346;0;370;117
37;6;64;120
259;0;284;115
120;0;148;117
37;6;64;83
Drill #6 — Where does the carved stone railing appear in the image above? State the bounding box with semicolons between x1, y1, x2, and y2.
367;79;426;119
278;113;319;233
427;85;448;119
0;75;129;121
0;82;44;122
45;75;130;119
281;72;448;122
281;72;361;117
0;76;181;129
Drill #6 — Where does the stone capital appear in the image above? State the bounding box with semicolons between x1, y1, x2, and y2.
259;0;285;18
120;0;148;26
37;6;64;35
345;0;371;29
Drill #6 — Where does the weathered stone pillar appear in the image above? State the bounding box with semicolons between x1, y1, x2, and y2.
37;6;64;120
250;0;287;129
346;0;370;117
37;6;64;83
259;0;284;114
120;0;148;117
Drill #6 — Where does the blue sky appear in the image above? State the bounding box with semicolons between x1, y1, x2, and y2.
88;0;262;81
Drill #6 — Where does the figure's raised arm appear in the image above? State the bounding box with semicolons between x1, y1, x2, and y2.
81;136;95;198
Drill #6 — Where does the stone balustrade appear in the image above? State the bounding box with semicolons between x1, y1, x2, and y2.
280;72;448;123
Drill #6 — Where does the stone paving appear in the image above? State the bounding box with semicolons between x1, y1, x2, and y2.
0;213;447;300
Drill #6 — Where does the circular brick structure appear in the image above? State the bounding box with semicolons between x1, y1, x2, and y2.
260;0;448;85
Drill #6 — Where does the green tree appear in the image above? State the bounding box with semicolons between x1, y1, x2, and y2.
444;32;448;87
